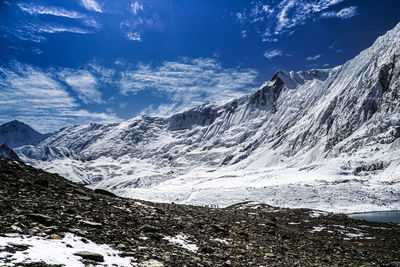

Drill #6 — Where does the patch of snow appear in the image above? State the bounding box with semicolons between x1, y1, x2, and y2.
309;226;325;233
213;238;229;245
345;232;364;238
309;211;329;218
163;234;198;253
0;233;133;266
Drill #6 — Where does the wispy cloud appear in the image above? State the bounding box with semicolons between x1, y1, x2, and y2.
120;2;165;42
81;0;102;13
17;3;85;19
2;1;101;43
306;54;322;61
235;0;358;41
33;24;91;34
264;49;282;59
0;63;119;132
131;2;144;15
0;57;258;130
82;18;102;29
3;23;92;43
321;6;357;19
126;31;141;41
59;70;103;104
119;58;258;116
32;48;43;55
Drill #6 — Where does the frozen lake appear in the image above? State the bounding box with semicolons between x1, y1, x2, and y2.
349;211;400;224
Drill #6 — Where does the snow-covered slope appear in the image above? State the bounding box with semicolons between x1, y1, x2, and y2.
0;120;51;148
15;22;400;213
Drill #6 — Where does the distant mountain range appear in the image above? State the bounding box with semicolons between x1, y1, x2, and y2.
2;22;400;213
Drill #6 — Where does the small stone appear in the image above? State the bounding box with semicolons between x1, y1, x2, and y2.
79;220;102;228
76;195;92;201
94;188;117;197
50;234;62;240
73;251;104;262
68;228;88;236
3;233;20;238
28;213;54;226
119;251;136;257
7;242;30;250
200;246;214;254
147;233;164;241
224;260;232;266
138;259;164;267
74;188;87;195
117;244;126;250
139;224;159;233
34;179;49;187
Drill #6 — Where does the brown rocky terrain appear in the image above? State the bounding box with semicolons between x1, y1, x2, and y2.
0;157;399;266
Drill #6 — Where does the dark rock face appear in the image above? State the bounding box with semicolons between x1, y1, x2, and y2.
0;157;399;266
0;144;20;161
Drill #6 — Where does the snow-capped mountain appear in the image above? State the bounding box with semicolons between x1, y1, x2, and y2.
0;120;51;148
15;22;400;213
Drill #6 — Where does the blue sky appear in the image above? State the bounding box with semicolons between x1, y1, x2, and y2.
1;0;400;132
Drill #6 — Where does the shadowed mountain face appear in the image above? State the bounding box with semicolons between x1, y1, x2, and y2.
0;144;19;161
0;120;51;149
7;22;400;212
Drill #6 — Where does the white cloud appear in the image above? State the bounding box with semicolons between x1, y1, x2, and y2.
3;23;92;43
321;6;357;19
60;70;103;104
81;0;102;13
119;58;258;116
34;25;91;34
18;3;85;19
32;48;43;55
306;54;322;61
83;18;102;29
264;50;282;59
3;2;100;43
131;2;144;15
235;0;357;41
0;63;119;132
126;31;141;41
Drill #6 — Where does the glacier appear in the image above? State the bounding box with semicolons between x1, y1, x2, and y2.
11;22;400;213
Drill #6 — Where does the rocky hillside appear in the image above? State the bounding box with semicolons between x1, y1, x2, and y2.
0;157;399;266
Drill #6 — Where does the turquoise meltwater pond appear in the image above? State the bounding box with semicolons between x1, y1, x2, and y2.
348;211;400;224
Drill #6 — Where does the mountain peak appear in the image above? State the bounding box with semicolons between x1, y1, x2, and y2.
2;120;28;128
0;120;51;148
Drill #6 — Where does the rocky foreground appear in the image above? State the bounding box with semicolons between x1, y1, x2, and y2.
0;157;399;266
